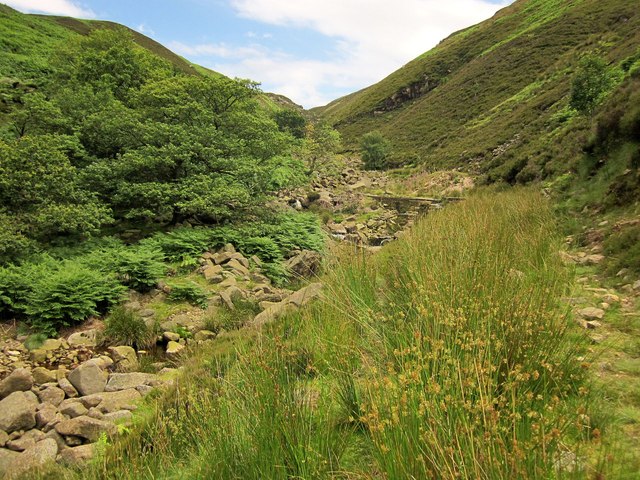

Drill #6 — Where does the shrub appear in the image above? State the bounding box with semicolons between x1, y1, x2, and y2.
113;246;166;291
143;228;211;263
104;306;154;348
25;261;125;335
0;264;35;318
167;282;209;309
570;55;620;116
361;131;391;170
24;333;47;351
238;237;282;263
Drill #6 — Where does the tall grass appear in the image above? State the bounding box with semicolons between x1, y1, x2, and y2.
46;190;597;479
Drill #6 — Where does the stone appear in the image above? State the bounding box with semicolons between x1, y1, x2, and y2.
163;331;181;342
0;368;34;399
5;438;58;478
59;444;95;465
136;385;154;396
59;400;88;418
36;404;59;429
81;389;141;413
284;282;324;307
32;367;57;385
213;252;234;265
102;410;133;423
582;254;605;265
203;264;224;280
0;431;8;447
225;285;246;302
222;243;236;254
601;293;620;304
0;392;37;433
40;339;62;351
250;255;263;267
68;361;107;396
229;254;250;269
87;407;104;419
193;330;216;342
55;416;116;442
586;321;602;329
57;377;78;398
219;291;235;310
36;386;65;407
108;346;138;372
67;329;99;348
139;309;155;318
633;280;640;292
6;429;45;452
226;258;250;276
166;341;184;356
578;307;605;321
0;448;21;477
105;373;158;392
29;349;47;363
44;430;66;452
285;251;322;278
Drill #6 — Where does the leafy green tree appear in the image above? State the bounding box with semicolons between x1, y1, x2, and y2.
10;92;67;138
0;135;111;241
274;109;307;139
303;121;341;174
570;55;619;116
361;131;391;170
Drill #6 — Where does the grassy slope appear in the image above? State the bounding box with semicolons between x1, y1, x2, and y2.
315;0;640;181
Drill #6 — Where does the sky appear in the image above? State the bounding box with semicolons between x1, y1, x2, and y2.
5;0;513;108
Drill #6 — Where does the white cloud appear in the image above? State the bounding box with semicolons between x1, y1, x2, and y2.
4;0;95;18
177;0;512;107
136;23;155;36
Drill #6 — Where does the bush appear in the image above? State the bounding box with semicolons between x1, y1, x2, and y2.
25;261;125;335
361;131;391;170
113;246;166;292
167;282;209;309
104;306;154;349
0;264;36;319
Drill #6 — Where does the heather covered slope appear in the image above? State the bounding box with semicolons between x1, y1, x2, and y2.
314;0;640;183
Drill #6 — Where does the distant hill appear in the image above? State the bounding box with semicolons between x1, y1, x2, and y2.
314;0;640;184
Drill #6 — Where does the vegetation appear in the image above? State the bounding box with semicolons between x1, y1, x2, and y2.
570;55;621;116
360;130;391;170
38;191;614;479
103;306;154;349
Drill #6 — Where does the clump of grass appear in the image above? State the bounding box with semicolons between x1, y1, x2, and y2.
104;306;154;349
204;300;260;333
166;282;209;309
24;332;47;350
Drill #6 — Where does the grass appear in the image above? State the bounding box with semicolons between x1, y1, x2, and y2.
38;189;620;479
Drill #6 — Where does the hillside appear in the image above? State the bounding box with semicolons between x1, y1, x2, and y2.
315;0;640;183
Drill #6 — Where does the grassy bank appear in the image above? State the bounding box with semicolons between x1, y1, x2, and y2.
43;190;606;479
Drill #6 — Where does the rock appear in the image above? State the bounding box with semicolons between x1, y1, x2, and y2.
105;373;158;392
251;302;297;328
102;410;133;423
36;386;65;407
82;389;141;413
213;252;234;265
87;407;104;419
29;349;47;363
108;346;138;372
582;254;605;265
285;251;322;278
0;448;21;477
225;285;246;302
219;276;237;288
67;329;99;348
578;307;605;321
6;429;45;452
31;367;57;385
219;291;235;310
163;331;181;342
203;264;224;281
68;361;107;396
166;341;184;356
250;255;263;267
40;339;62;351
601;293;620;304
0;368;34;399
285;282;324;307
57;377;78;398
44;430;66;452
193;330;216;342
59;400;88;418
36;404;59;429
55;416;116;442
633;280;640;292
586;321;602;329
0;431;8;447
222;243;236;254
0;392;37;433
226;258;250;276
5;438;58;478
59;444;95;465
139;309;155;318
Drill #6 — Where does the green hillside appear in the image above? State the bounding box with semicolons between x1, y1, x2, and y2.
316;0;640;183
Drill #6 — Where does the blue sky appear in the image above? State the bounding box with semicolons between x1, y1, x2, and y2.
6;0;513;107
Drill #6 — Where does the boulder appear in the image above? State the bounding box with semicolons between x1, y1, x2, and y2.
166;341;185;356
250;283;323;328
0;430;8;447
67;329;99;348
59;400;88;418
5;438;57;479
194;330;216;342
225;285;246;302
32;367;57;385
203;264;224;281
6;429;45;452
105;373;158;392
108;346;138;372
284;282;324;307
40;339;62;351
0;392;37;433
29;349;47;363
59;444;95;465
35;404;59;429
219;291;235;310
81;389;141;413
57;377;78;398
36;386;65;407
0;448;20;477
285;251;322;278
163;331;180;342
578;307;605;321
68;361;107;396
213;252;234;265
102;410;133;423
226;259;250;276
55;416;116;442
0;368;34;399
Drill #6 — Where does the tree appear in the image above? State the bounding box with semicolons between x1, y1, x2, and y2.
274;109;307;139
303;122;341;174
361;131;391;170
570;55;619;116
